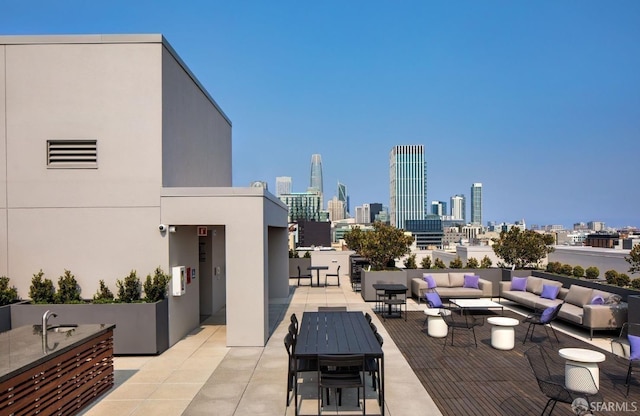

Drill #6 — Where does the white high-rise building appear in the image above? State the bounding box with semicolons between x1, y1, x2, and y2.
390;145;427;229
355;204;371;224
328;196;345;221
276;176;292;196
450;195;465;222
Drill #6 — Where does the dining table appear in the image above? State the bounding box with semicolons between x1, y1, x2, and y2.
307;265;329;287
294;311;385;415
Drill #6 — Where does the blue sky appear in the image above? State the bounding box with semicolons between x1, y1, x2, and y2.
2;1;639;228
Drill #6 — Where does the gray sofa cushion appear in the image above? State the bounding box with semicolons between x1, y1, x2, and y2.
525;276;545;295
558;302;584;325
436;287;483;298
501;290;540;309
564;285;594;307
433;273;451;288
448;272;466;288
533;297;564;310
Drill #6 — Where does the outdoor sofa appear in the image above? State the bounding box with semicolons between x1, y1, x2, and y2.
411;272;493;303
499;275;628;338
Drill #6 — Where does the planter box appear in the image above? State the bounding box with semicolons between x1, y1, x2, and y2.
530;271;640;302
289;258;312;279
361;270;407;302
10;299;168;355
627;295;640;325
0;304;11;332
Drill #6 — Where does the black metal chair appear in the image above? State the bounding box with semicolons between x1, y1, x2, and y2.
440;309;483;350
366;332;384;400
611;322;640;396
524;345;601;415
290;313;298;333
325;265;340;286
523;302;563;345
296;266;312;286
284;333;318;408
317;354;366;415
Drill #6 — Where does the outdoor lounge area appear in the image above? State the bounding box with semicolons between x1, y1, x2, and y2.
79;280;637;416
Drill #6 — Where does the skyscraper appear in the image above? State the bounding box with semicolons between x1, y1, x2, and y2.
470;183;482;225
337;181;349;217
309;154;323;195
275;176;292;196
327;196;345;221
390;145;427;229
431;200;447;216
450;194;465;222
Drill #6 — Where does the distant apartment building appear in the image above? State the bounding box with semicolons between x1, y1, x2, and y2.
573;222;588;231
355;204;371;224
442;226;466;248
588;221;606;231
450;195;465;222
462;224;483;243
276;176;292;196
390;145;427;229
470;183;482;225
405;215;443;249
327;196;345;221
374;207;390;224
297;220;331;248
279;191;327;222
431;200;447;216
585;232;620;249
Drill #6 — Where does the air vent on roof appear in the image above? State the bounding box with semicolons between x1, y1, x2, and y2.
47;140;98;168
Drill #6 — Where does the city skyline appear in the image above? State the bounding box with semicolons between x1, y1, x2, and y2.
2;1;638;228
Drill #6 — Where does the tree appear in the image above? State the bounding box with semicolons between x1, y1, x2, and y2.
480;256;492;268
626;244;640;275
466;257;479;269
492;228;555;269
449;256;463;269
420;256;432;269
344;222;414;270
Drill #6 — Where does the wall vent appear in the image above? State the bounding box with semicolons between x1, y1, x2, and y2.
47;140;97;168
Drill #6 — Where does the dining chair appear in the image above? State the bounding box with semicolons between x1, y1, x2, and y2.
366;332;384;400
325;265;341;286
284;333;318;409
317;354;366;415
611;322;640;396
290;313;298;333
296;266;312;286
522;302;563;345
524;345;601;415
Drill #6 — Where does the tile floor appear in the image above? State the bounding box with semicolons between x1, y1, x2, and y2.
80;281;616;416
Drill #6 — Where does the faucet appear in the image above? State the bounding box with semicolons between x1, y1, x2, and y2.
42;310;58;354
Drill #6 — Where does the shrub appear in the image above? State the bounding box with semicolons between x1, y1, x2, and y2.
303;251;311;258
93;280;115;303
55;269;82;303
572;266;584;278
546;261;562;274
433;258;446;269
0;276;19;306
605;270;619;285
449;257;463;269
117;270;142;303
616;273;630;287
585;267;599;279
560;264;573;276
480;256;493;268
420;256;431;269
631;278;640;290
143;267;171;302
403;254;417;269
466;257;479;269
29;270;55;304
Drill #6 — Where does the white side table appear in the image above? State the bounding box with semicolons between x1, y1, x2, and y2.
423;309;450;338
487;317;519;350
559;348;606;394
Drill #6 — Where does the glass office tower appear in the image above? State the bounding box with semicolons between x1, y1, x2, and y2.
389;145;427;229
309;154;323;194
337;181;349;217
470;182;482;225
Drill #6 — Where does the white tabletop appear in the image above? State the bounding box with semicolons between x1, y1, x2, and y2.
487;317;519;327
559;348;606;363
424;308;451;317
450;298;502;308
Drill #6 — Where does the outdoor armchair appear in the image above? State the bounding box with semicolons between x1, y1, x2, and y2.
611;322;640;396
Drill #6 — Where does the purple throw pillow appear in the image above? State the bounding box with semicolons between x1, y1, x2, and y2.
540;284;559;300
510;276;527;291
425;292;443;308
591;295;605;305
540;306;556;323
423;274;436;289
629;334;640;360
463;274;480;289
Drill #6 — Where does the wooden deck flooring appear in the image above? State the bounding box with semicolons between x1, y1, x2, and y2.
378;310;635;416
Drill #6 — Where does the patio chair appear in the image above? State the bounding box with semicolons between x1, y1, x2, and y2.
290;313;298;333
284;333;318;408
366;332;384;399
325;265;341;286
296;266;312;286
611;322;640;396
440;309;483;350
317;354;366;415
524;345;601;415
522;302;563;345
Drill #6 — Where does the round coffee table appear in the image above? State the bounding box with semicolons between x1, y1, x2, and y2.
423;308;450;338
487;316;519;350
559;348;606;394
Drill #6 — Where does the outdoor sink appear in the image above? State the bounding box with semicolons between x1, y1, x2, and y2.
48;324;78;333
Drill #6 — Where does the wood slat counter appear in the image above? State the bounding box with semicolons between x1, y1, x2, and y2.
0;323;115;416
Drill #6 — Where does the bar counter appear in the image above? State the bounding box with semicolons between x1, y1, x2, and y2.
0;323;115;415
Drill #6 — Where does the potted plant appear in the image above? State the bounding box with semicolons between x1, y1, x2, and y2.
11;268;171;355
0;276;20;332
